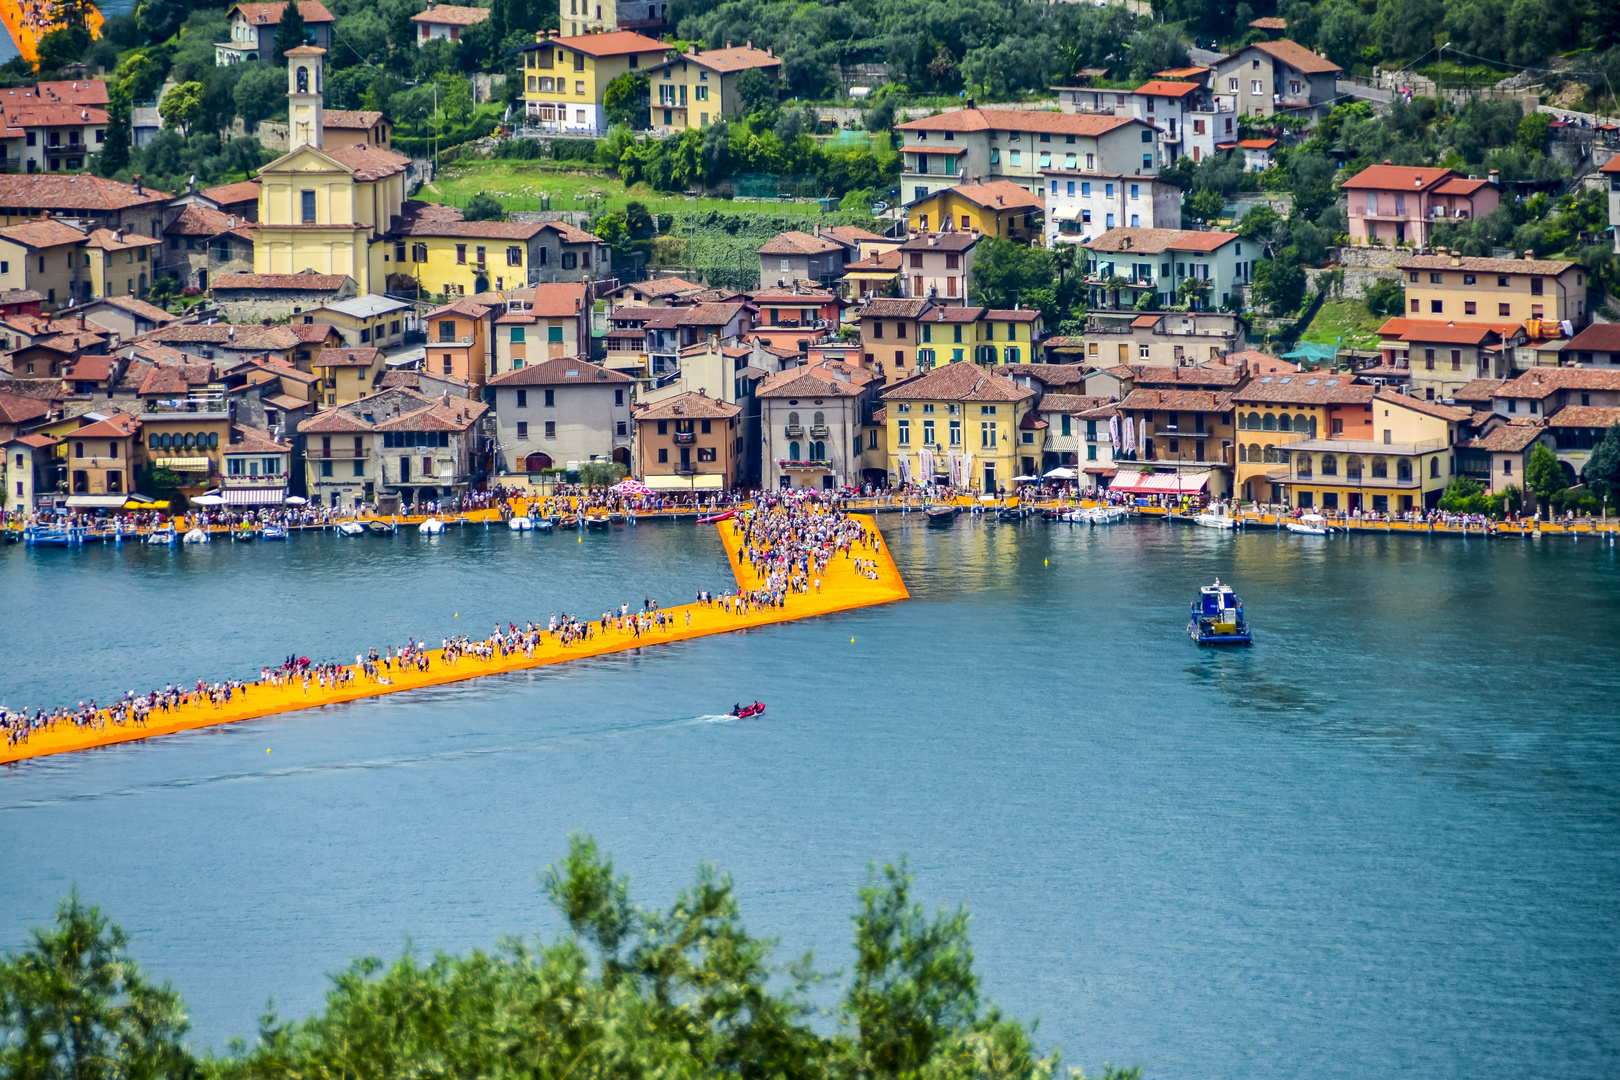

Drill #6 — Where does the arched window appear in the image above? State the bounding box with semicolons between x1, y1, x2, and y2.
1249;442;1262;463
296;66;309;93
1346;456;1362;479
787;411;800;428
74;441;84;458
183;433;195;448
813;411;825;428
1396;459;1412;481
810;441;825;459
1247;411;1261;430
1238;444;1248;462
788;441;800;460
1372;457;1388;478
1262;412;1277;431
1276;414;1292;432
1297;454;1313;477
209;432;219;448
148;434;158;449
1306;415;1317;437
1321;454;1337;476
1430;456;1440;477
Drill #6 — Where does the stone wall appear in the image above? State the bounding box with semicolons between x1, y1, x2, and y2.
1326;245;1406;269
1306;265;1397;301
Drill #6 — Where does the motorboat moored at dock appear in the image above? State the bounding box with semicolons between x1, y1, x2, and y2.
261;525;287;540
366;520;397;536
1286;514;1332;535
508;516;533;531
335;521;366;537
697;510;735;524
1188;579;1252;646
925;505;959;524
417;518;445;535
1193;511;1236;529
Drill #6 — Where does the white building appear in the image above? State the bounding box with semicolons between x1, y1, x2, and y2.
1083;227;1251;310
756;361;882;490
1604;155;1620;252
409;3;490;45
1043;172;1181;246
485;355;635;473
0;103;108;174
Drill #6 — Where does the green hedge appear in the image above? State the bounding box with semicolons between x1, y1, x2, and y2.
393;114;498;158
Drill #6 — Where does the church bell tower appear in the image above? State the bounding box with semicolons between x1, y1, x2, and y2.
285;45;325;152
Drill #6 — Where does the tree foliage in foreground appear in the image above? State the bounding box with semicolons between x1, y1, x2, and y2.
0;839;1141;1080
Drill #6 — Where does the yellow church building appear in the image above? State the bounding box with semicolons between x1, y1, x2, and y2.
251;45;411;294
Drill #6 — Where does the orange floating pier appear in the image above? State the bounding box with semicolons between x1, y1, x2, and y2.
0;0;104;67
0;514;908;765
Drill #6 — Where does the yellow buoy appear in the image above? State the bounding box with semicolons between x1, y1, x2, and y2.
266;748;271;754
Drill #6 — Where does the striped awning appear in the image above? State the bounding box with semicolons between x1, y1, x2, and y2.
223;487;288;505
154;456;212;470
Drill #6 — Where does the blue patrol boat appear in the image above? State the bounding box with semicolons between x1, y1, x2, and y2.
1188;579;1252;645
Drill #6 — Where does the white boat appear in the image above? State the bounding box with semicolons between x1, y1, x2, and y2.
1193;512;1236;530
182;527;210;544
508;516;533;531
1285;514;1332;535
1082;506;1129;525
418;517;445;535
336;521;365;537
534;517;555;532
146;528;176;545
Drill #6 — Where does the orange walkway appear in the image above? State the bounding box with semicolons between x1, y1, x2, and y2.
0;514;908;765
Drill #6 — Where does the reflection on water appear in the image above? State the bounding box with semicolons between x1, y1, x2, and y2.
1;517;1616;1079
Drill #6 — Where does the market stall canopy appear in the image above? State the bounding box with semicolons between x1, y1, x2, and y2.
1109;470;1212;495
284;495;308;504
190;494;226;506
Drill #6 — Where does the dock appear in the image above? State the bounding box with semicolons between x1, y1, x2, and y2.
0;513;909;765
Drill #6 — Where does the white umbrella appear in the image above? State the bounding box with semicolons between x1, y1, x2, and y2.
283;495;308;505
1044;467;1077;479
1012;475;1039;482
191;494;225;506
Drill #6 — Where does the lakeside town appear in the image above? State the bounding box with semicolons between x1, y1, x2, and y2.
2;13;1620;528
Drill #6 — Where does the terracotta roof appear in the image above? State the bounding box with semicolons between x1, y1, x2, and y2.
635;391;741;421
537;221;601;245
1397;253;1576;276
1566;324;1620;352
1019;412;1048;430
610;276;701;298
1238;138;1277;149
880;361;1036;403
676;302;747;327
399;216;545;240
749;288;836;304
897;108;1139;138
91;295;175;325
986;308;1041;323
1452;377;1509;403
1459;421;1546;452
1375;388;1471;420
1130;314;1160;328
541;29;667;57
1154;67;1209;79
34;80;109;106
1374;317;1514;344
410;4;489;24
758;230;842;256
323;110;385;131
1601;156;1620;175
486;356;630;387
1133;80;1202;98
315;346;380;368
290;322;337;343
896;232;979;252
1085;227;1239;254
0;104;108;136
755;362;877;398
227;425;291;453
86;228;161;252
845;249;903;272
1245;39;1340;74
375;399;487;433
1434;177;1490;196
1341;165;1456;192
1134;363;1248;387
914;179;1042;212
0;174;169;211
662;46;780;74
322;143;410;181
821;225;887;244
862;298;933;319
1038;393;1112;414
9;432;57;448
227;1;334;25
200;180;261;206
1248;16;1287;29
0;390;49;424
135;324;304;351
1546;406;1620;428
137;365;190;396
0;218;86;249
299;408;373;434
70;411;139;439
425;297;493;320
1013;363;1089;387
923;305;986;323
1493;367;1620;399
1121;387;1233;412
212;272;350;291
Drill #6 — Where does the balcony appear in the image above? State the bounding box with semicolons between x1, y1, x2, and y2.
674;462;698;474
673;431;696;445
809;425;830;438
779;459;832;471
142;399;228;416
784;424;804;438
223;471;290;486
317;447;372;459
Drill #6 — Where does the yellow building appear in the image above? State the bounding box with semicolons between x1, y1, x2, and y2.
1228;377;1376;504
63;411;140;499
424;297;494;386
911;304;1044;367
0;218;92;310
252;47;410;294
86;229;160;301
878;360;1036;493
518;29;667;134
1274;389;1469;514
1400;252;1588;328
860;297;934;380
313;345;385;406
904;180;1044;244
645;45;781;130
378;218;547;299
984;309;1042;364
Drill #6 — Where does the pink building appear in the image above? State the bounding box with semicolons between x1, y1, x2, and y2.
1341;164;1500;248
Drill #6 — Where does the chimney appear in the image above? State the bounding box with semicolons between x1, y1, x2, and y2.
1450;253;1460;267
767;46;773;57
442;391;451;406
133;175;142;195
1488;169;1500;185
76;312;85;330
1524;249;1534;260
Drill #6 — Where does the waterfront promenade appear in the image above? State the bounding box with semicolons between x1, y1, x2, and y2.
0;514;908;765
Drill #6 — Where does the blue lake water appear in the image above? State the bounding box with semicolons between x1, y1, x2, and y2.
1;517;1617;1079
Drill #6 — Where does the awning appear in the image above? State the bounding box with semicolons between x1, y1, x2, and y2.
642;473;726;491
223;487;288;505
1083;467;1118;476
1050;206;1082;222
66;494;132;507
154;456;212;470
1110;470;1211;494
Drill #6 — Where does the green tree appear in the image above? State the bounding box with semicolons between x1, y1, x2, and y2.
1580;423;1620;505
158;81;205;138
1437;476;1488;513
733;67;777;116
1250;253;1307;314
967;236;1053;311
1185;187;1225;224
233;62;286;128
464;192;506;221
576;461;628;489
272;0;307;64
1524;441;1566;513
36;25;90;72
1364;276;1405;317
0;891;194;1080
604;71;650;129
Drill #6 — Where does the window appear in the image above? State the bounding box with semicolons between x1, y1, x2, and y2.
456;244;467;264
1424;348;1435;370
1530;278;1543;296
981;421;996;447
1451;350;1461;371
300;190;316;222
516;389;528;407
545;421;556;439
1430;273;1443;284
897;419;910;445
517;421;529;437
544;389;555;407
1465;301;1476;315
658;448;668;462
511;327;526;343
507;246;523;266
412;242;427;262
1499;303;1511;316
